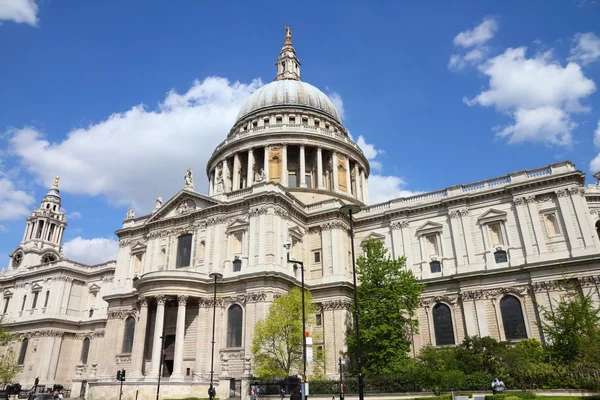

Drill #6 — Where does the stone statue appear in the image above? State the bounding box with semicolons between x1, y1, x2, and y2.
184;168;194;189
54;175;60;187
285;26;292;45
154;196;163;211
126;207;135;220
255;167;266;182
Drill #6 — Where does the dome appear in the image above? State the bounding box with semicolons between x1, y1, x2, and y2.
236;80;342;124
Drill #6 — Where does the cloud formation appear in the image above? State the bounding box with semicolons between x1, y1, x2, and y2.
449;17;498;70
0;171;35;223
328;91;346;120
569;32;600;66
63;236;118;265
589;120;600;173
0;0;38;26
465;47;595;146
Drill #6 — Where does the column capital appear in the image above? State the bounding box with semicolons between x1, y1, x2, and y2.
138;296;149;307
156;295;166;305
177;295;189;305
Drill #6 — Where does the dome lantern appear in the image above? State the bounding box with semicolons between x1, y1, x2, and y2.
275;26;301;81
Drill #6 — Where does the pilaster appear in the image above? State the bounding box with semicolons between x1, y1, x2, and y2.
332;152;339;192
130;297;148;378
282;144;288;187
317;147;324;189
299;145;306;188
148;296;165;379
247;149;254;187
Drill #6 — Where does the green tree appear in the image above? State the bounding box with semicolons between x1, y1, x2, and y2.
454;336;507;377
504;338;551;390
251;288;318;379
0;319;18;388
541;282;600;367
346;238;424;376
417;346;464;394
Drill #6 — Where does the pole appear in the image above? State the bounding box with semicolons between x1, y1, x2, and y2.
339;358;344;400
348;209;364;400
156;331;166;400
136;389;140;400
119;375;123;400
287;252;307;400
209;272;222;400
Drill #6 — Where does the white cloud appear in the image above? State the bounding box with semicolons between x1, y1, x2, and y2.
328;92;345;120
0;0;38;26
0;171;35;221
589;120;600;172
63;236;118;265
453;17;498;48
449;17;498;70
569;32;600;66
465;47;595;146
368;175;422;205
67;211;82;219
356;135;381;160
9;77;262;213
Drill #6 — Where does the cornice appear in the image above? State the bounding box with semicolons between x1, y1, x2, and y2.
0;264;115;285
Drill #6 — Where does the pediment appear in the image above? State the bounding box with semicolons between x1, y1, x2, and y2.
4;289;13;298
226;218;249;233
88;283;101;293
416;221;444;235
130;241;147;253
361;232;386;244
31;283;43;292
288;226;304;239
478;208;507;223
146;189;220;224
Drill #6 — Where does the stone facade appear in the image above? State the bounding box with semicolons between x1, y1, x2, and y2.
4;28;600;400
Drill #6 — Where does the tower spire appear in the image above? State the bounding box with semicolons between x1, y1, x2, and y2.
275;26;301;81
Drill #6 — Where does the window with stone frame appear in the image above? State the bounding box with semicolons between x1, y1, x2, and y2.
3;297;10;314
313;251;321;264
81;337;91;364
500;295;527;340
18;338;28;365
133;253;143;273
21;295;27;311
424;234;440;257
543;211;561;237
175;234;193;268
487;222;505;247
31;291;39;309
432;303;455;346
227;304;243;347
122;316;136;354
315;313;322;326
44;291;50;308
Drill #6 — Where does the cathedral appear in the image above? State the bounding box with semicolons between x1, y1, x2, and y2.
3;27;600;400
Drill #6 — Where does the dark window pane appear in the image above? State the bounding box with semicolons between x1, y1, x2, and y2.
122;316;136;353
430;261;441;273
44;291;50;308
314;252;321;263
18;338;28;365
316;314;322;326
21;295;27;311
32;292;39;309
494;250;508;263
81;338;90;364
176;234;193;268
3;298;9;314
500;296;527;340
433;303;455;346
227;305;243;347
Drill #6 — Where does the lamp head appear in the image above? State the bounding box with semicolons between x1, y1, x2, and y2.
283;242;291;251
339;204;362;216
209;272;223;281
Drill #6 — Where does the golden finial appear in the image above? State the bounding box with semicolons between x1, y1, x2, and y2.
54;176;60;187
285;26;292;45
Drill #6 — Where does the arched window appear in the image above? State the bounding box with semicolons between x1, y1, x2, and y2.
432;303;455;346
122;316;136;353
500;295;527;340
596;220;600;240
227;305;243;348
81;337;91;364
175;234;193;268
18;338;28;365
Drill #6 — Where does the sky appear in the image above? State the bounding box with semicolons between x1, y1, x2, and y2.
1;0;600;267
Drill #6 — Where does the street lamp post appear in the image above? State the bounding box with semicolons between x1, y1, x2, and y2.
338;358;345;400
156;330;166;400
339;204;364;400
284;243;307;398
209;272;223;400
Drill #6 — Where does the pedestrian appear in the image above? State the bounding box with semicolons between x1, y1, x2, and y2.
249;385;255;400
280;387;285;400
255;384;260;400
290;386;301;400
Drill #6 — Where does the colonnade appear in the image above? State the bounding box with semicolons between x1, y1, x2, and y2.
209;144;369;202
23;218;65;245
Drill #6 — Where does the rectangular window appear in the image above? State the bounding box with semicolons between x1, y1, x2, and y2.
315;313;322;326
289;116;295;124
425;234;439;256
175;234;193;268
488;222;504;246
314;251;321;263
302;117;308;125
544;212;561;236
288;172;297;188
44;291;50;308
252;121;258;128
3;298;9;314
186;368;191;376
32;292;39;309
316;345;324;359
264;118;270;126
21;295;27;311
276;116;282;123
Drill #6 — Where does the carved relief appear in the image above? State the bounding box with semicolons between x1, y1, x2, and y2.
249;206;269;217
322;299;352;310
115;355;131;364
390;220;409;230
107;308;137;319
513;196;527;206
461;285;529;300
320;221;347;231
274;208;289;219
421;295;459;306
449;208;469;218
119;237;148;248
555;189;569;198
176;199;196;215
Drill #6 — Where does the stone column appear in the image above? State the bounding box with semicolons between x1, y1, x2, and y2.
209;171;214;196
345;157;351;195
361;171;368;204
317;147;324;189
233;154;241;191
130;297;149;378
282;144;288;187
526;195;545;255
171;295;188;381
555;189;580;256
22;223;30;241
221;159;229;193
332;152;339;192
299;145;306;188
247;149;254;187
513;196;534;261
194;302;206;380
264;146;270;181
353;164;360;199
149;295;166;378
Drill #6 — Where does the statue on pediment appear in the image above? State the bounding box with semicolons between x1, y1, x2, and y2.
154;196;163;211
184;168;194;189
126;207;135;220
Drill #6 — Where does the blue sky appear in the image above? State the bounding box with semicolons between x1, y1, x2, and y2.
1;0;600;266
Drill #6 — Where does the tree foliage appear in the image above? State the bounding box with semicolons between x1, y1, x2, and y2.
346;238;424;376
251;288;317;380
0;318;18;388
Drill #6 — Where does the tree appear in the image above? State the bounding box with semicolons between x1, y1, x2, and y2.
541;281;600;367
251;288;318;379
0;319;18;389
346;238;424;376
454;336;508;377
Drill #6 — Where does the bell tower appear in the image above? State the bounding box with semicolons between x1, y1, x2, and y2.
275;26;301;81
9;176;68;269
